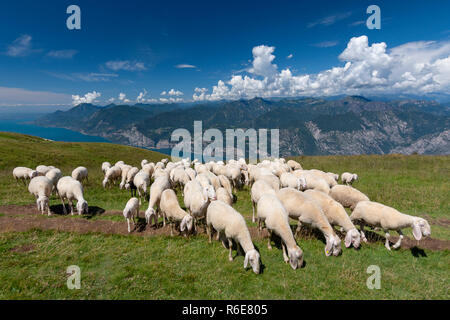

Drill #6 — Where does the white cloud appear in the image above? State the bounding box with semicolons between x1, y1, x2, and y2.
193;36;450;101
287;54;293;59
160;91;167;96
72;91;101;106
105;60;146;71
136;90;148;103
159;97;184;103
6;35;33;57
47;50;78;59
118;92;131;103
168;88;183;96
175;64;197;69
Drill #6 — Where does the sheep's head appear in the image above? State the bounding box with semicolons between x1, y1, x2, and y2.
353;174;358;182
204;185;217;201
77;200;88;215
244;249;261;274
119;181;125;189
412;217;431;240
345;228;361;249
29;170;38;179
288;246;303;270
180;215;194;233
325;235;342;257
145;208;157;226
298;177;307;191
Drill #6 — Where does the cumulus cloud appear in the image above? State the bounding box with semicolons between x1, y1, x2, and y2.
117;92;131;103
193;36;450;101
168;88;183;96
6;35;34;57
105;60;146;71
72;91;101;105
136;90;149;103
47;50;78;59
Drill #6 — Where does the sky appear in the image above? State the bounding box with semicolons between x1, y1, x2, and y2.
0;0;449;106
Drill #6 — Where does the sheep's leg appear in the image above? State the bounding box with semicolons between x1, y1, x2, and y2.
69;199;74;215
281;241;289;263
384;230;392;251
207;224;212;243
228;238;234;261
237;243;244;257
127;218;131;233
216;230;220;241
251;201;256;223
267;230;273;250
170;222;174;237
359;222;368;243
295;220;302;238
392;230;403;250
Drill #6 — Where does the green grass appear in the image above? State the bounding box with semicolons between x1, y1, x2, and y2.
0;132;449;299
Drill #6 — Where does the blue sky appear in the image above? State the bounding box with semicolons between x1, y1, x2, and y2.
1;0;449;106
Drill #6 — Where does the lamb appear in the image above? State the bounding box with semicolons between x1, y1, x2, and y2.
329;185;369;211
36;165;51;176
133;171;150;205
28;176;52;215
304;190;361;249
287;159;303;171
216;187;233;206
144;176;171;226
183;179;217;232
276;188;342;257
72;166;88;184
280;172;307;191
57;176;88;215
101;162;111;174
250;180;276;223
350;201;431;250
119;165;132;189
159;189;194;236
102;165;122;188
206;200;261;274
12;167;38;184
256;194;303;269
123;197;140;233
45;168;62;193
341;172;358;185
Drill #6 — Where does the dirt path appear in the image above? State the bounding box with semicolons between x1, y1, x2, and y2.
1;204;449;251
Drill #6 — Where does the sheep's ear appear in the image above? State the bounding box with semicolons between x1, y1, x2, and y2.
244;252;249;269
325;239;333;256
344;232;352;248
412;222;422;241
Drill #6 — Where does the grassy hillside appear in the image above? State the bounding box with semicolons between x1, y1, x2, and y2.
0;132;448;299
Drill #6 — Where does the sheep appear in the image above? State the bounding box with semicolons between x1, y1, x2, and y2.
12;167;38;185
161;158;169;165
101;162;111;174
293;171;330;194
256;194;303;269
141;159;149;168
250;180;277;223
152;168;169;180
307;169;338;187
327;172;339;182
170;167;191;193
141;163;155;178
203;171;221;191
102;165;122;188
57;176;88;215
125;167;140;196
194;163;208;175
144;176;171;227
159;189;194;236
28;176;52;215
218;175;233;199
119;165;132;189
36;165;51;176
280;172;307;191
206;200;261;274
287;159;302;171
276;188;342;257
123;197;140;233
115;160;125;168
216;187;233;206
225;164;243;190
183;179;217;232
304;190;361;249
255;173;280;191
133;171;150;205
350;201;431;250
341;172;358;185
45;168;62;193
72;166;88;184
329;185;369;211
185;167;197;181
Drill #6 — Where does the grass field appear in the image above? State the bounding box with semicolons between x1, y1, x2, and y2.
0;132;449;299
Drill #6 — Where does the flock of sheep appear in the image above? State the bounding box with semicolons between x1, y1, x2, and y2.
14;157;431;274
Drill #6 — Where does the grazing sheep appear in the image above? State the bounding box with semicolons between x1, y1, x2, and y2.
144;176;171;226
304;190;361;249
328;172;339;182
101;162;111;174
141;163;155;178
13;167;38;184
256;194;303;269
218;175;233;199
350;201;431;250
161;158;169;165
183;179;217;232
141;159;149;168
185;167;197;181
280;172;306;191
57;176;88;215
119;165;132;189
72;166;88;184
341;172;358;185
115;160;125;168
225;164;243;190
28;176;52;215
250;180;277;223
160;189;194;236
255;173;280;191
206;200;261;274
133;171;150;205
216;187;233;206
287;159;303;171
307;169;338;187
45;168;62;193
36;165;51;176
329;185;369;211
293;171;330;194
123;197;140;233
170;167;191;192
276;188;342;257
102;166;122;188
203;171;221;191
125;167;140;195
152;168;169;180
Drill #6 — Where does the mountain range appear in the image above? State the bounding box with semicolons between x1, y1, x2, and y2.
34;96;450;156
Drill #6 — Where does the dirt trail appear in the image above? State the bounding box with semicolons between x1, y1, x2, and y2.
1;204;449;251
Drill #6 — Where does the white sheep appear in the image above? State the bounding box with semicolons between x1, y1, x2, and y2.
170;167;191;192
329;185;369;211
225;164;242;190
141;163;155;178
276;188;342;257
206;200;261;274
36;165;51;176
125;167;140;195
45;168;62;193
327;172;339;182
144;176;171;226
341;172;358;185
141;159;149;168
185;167;197;180
102;165;122;188
119;165;132;189
255;173;280;191
57;176;88;215
28;176;52;215
256;194;303;269
183;179;217;232
218;175;233;199
293;170;330;194
280;172;306;191
160;189;194;236
115;160;125;168
152;168;169;180
13;167;38;184
133;171;150;205
304;190;361;249
250;180;277;223
123;197;140;233
72;166;88;184
350;201;431;250
287;159;303;171
101;162;111;174
216;187;233;206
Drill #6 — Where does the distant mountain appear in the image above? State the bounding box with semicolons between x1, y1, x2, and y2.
34;97;450;156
